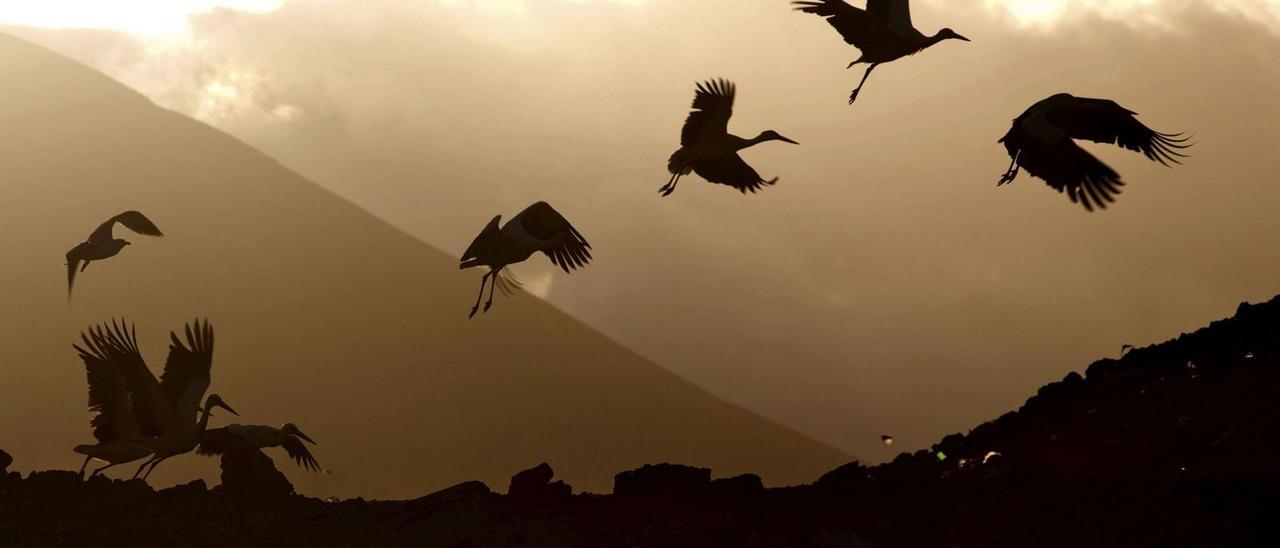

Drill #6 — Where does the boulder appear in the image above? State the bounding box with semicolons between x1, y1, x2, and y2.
219;445;293;498
508;462;572;502
0;449;11;473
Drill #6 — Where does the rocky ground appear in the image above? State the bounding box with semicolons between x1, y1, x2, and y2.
5;298;1280;547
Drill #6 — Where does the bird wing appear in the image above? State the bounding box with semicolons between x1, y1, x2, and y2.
281;435;321;472
1003;130;1125;212
159;319;215;427
867;0;913;30
196;426;243;456
516;202;593;274
1048;97;1191;166
73;337;144;443
460;215;502;269
680;79;735;147
88;210;163;243
793;0;899;50
693;152;779;194
80;321;175;437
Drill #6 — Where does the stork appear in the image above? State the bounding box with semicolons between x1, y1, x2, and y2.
662;79;798;197
77;319;238;480
199;423;321;472
997;93;1192;211
459;202;592;317
70;335;153;478
66;211;163;298
793;0;969;105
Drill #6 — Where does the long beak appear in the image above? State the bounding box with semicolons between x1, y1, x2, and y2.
296;430;317;445
956;34;971;42
219;402;240;416
778;136;800;145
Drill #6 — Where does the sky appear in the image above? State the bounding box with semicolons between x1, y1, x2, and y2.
5;0;1280;461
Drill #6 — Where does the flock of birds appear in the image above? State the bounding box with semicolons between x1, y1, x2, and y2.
65;0;1193;479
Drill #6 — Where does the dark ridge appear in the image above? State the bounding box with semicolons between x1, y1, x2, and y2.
5;297;1280;547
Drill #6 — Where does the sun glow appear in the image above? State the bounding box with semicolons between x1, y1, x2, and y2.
0;1;283;37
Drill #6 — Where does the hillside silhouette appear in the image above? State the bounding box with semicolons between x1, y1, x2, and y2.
5;294;1280;546
0;32;846;499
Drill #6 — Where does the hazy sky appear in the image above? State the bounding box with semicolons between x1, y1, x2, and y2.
7;0;1280;461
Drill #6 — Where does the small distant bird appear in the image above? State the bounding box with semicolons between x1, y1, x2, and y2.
881;435;894;446
459;202;592;317
662;79;798;197
66;211;163;297
199;423;320;472
997;94;1192;211
793;0;969;105
75;319;237;480
72;338;153;478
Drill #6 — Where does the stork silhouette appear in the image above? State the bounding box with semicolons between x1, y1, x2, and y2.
662;79;798;197
459;202;592;317
199;423;321;472
793;0;969;105
997;94;1192;211
65;211;163;298
71;339;153;478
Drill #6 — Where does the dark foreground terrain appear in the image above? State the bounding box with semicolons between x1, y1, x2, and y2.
6;298;1280;547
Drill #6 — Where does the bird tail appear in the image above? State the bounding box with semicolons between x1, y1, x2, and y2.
73;444;94;456
494;270;523;297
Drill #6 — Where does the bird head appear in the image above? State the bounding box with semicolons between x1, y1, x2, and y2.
113;239;132;249
937;28;970;42
282;423;317;445
759;130;799;145
203;394;239;417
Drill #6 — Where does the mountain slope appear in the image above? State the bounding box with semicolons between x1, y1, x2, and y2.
0;32;845;499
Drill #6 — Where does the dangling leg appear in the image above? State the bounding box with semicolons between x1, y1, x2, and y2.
141;456;169;480
659;172;681;197
133;456;157;479
469;271;493;318
997;149;1022;186
849;63;880;105
90;462;118;477
80;260;91;273
483;268;502;313
78;455;92;479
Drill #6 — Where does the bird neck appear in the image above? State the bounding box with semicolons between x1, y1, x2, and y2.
196;408;214;434
740;133;771;149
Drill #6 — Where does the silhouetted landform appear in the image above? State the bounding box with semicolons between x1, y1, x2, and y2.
662;79;798;196
7;297;1280;547
997;93;1192;211
0;32;845;498
793;0;969;105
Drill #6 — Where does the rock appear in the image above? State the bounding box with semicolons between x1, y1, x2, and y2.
816;461;868;489
613;463;710;496
709;474;763;497
508;463;572;502
0;449;11;473
220;445;293;498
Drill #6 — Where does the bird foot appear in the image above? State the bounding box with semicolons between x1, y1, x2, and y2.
658;185;675;197
848;90;860;105
469;306;480;319
996;171;1018;187
483;302;493;313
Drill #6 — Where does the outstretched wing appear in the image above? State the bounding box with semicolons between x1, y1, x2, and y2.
65;251;80;299
1049;98;1192;166
78;320;172;437
680;79;735;146
867;0;913;30
1004;128;1125;212
281;436;321;472
196;426;243;456
89;210;163;242
73;336;143;443
159;319;215;427
516;202;593;274
793;0;898;50
693;152;779;194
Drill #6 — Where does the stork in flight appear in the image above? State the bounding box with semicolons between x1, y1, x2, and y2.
661;79;798;197
997;94;1192;211
793;0;969;105
75;319;238;480
71;338;153;478
460;202;592;317
199;423;321;472
66;211;163;298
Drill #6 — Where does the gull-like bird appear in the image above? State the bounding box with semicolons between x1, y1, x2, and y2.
71;339;153;478
793;0;969;105
459;202;591;317
997;94;1192;211
662;79;798;197
199;423;320;472
75;320;238;480
66;211;163;298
